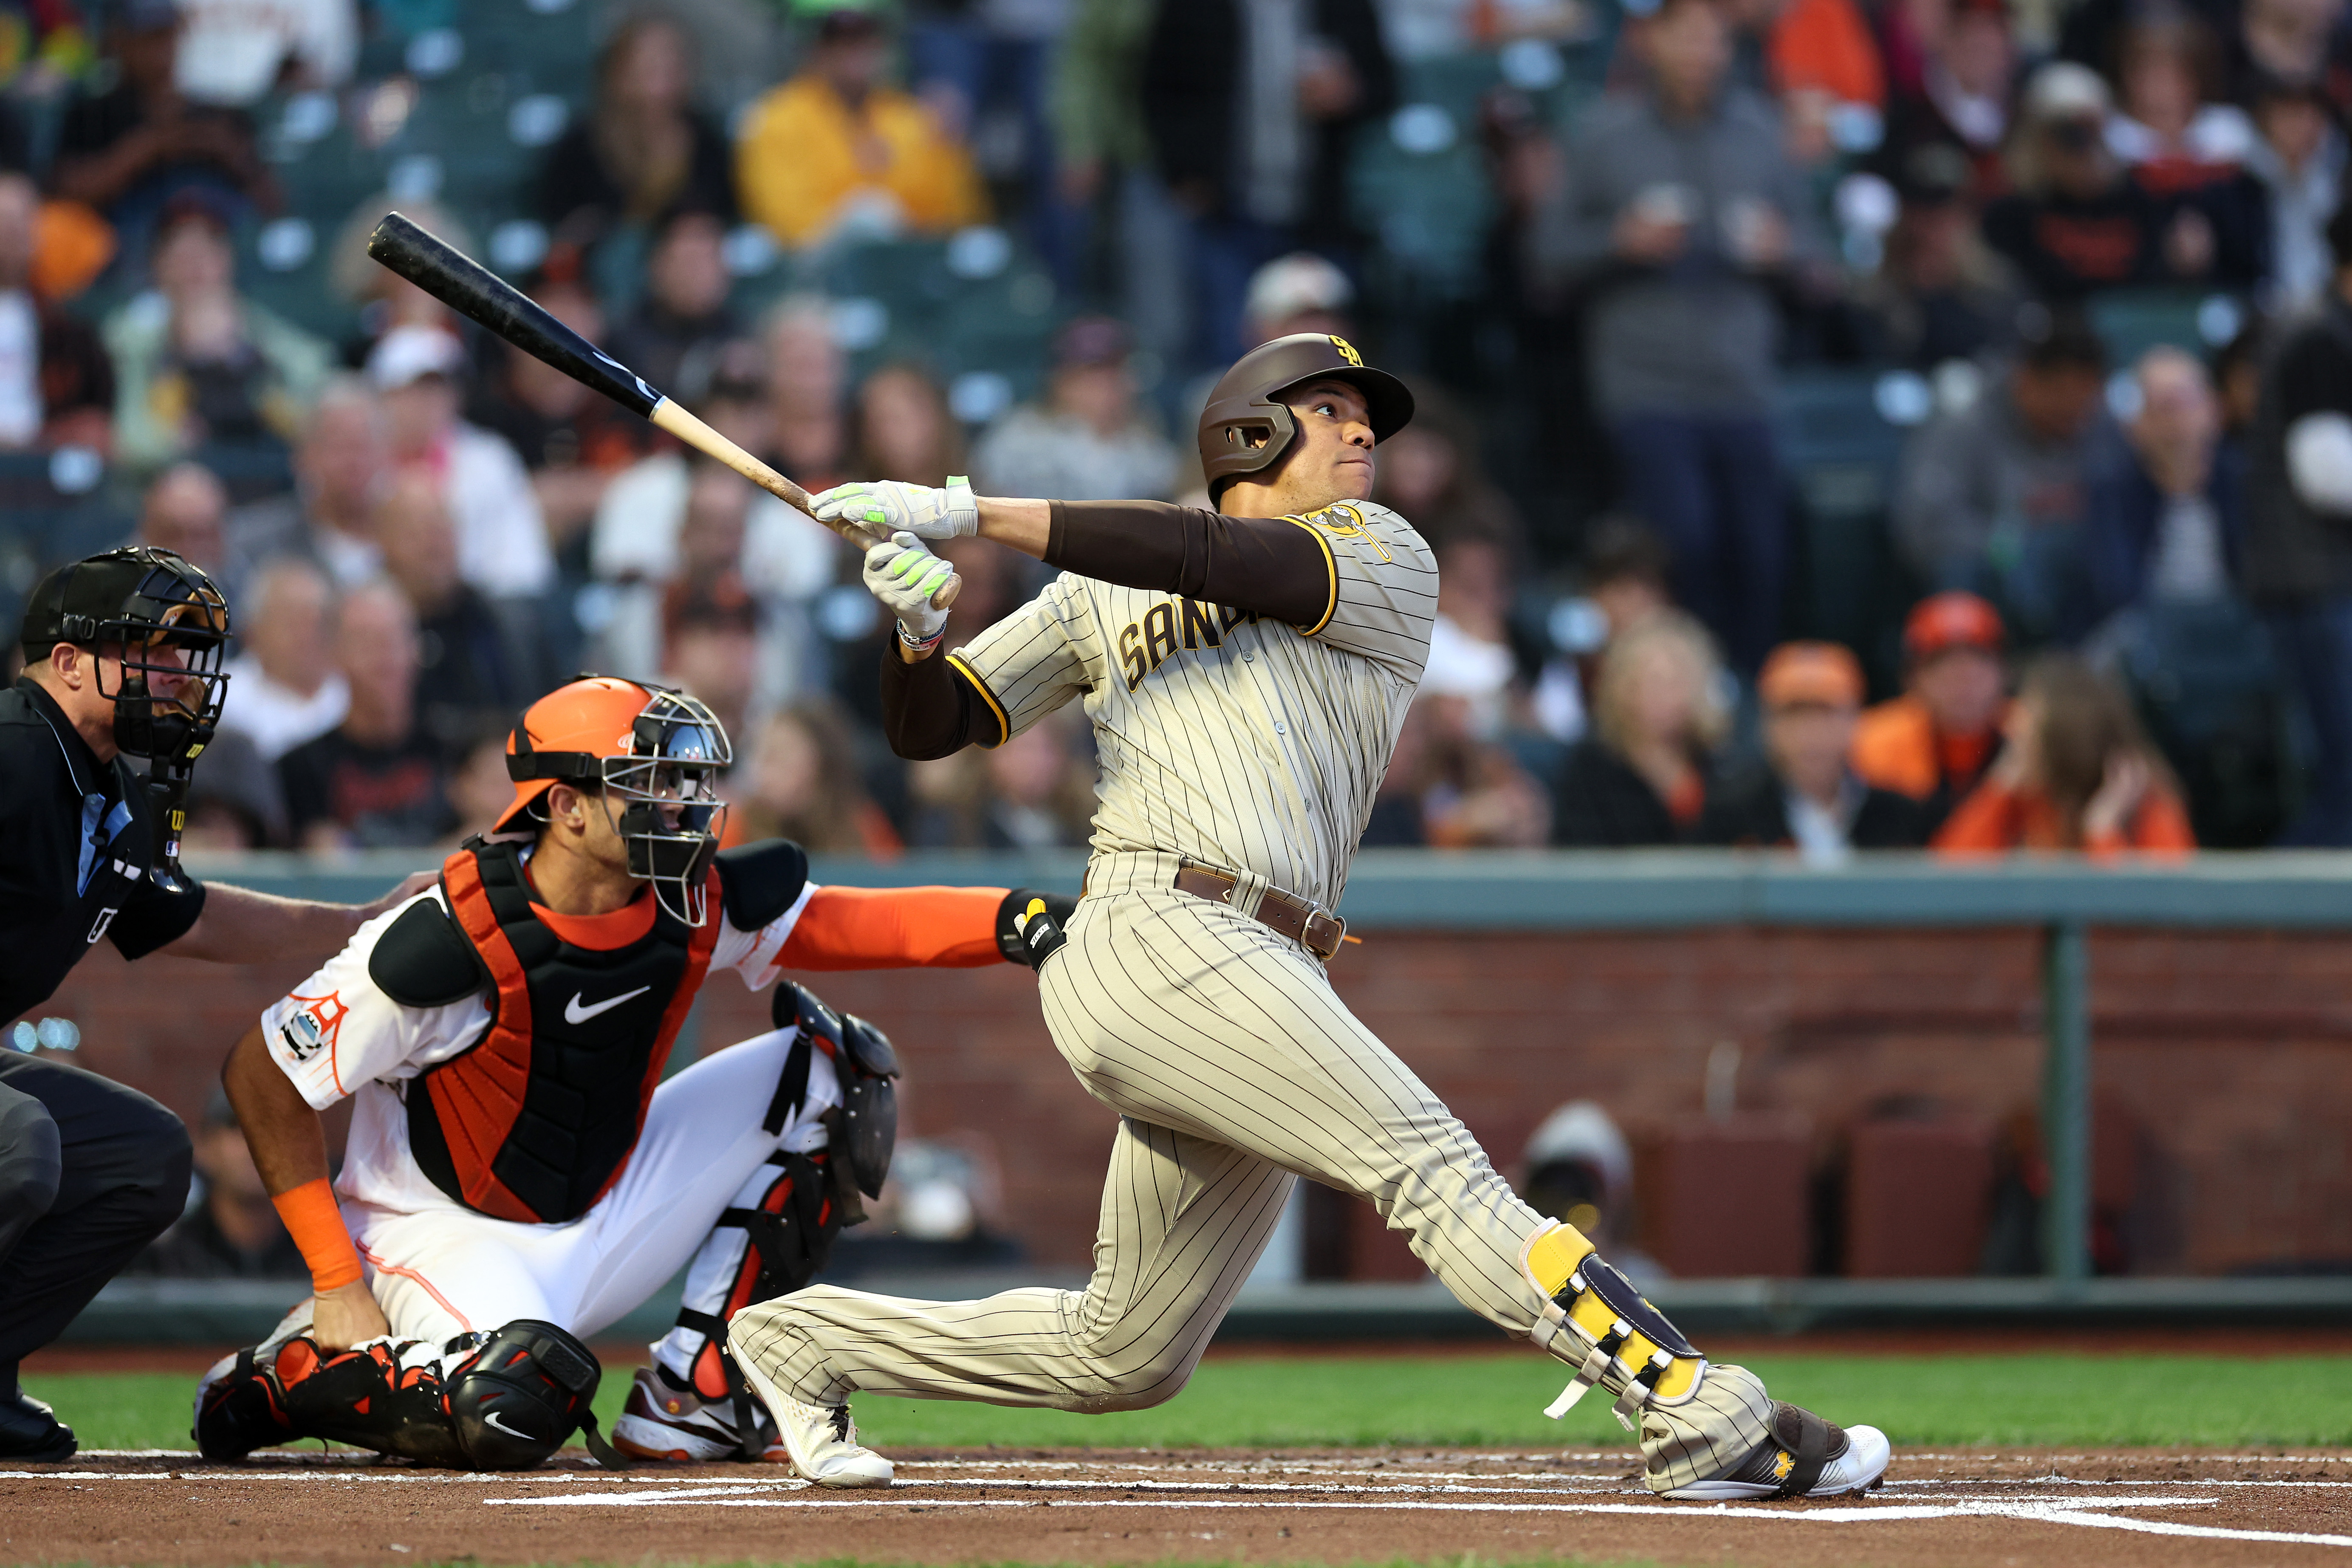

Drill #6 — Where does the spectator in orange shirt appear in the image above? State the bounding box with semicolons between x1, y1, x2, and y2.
1852;591;2010;830
1934;655;2196;856
735;6;987;250
1766;0;1885;107
1760;0;1886;163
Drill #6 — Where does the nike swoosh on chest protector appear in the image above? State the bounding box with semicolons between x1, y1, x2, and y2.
565;986;652;1024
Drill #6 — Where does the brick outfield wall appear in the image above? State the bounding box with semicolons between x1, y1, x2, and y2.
41;927;2352;1278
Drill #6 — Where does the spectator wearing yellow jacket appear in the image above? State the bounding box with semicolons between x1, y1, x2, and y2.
736;6;987;250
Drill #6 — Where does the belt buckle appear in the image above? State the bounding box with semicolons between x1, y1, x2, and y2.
1304;912;1345;963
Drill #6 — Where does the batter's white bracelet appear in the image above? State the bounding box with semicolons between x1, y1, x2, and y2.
898;622;945;655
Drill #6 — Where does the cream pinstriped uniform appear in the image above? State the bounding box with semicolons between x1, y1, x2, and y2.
731;501;1775;1484
947;499;1431;913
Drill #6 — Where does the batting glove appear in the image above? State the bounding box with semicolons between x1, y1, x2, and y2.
864;531;957;651
814;476;978;547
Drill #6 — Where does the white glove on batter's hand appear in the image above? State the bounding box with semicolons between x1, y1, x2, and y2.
864;531;958;648
814;476;978;547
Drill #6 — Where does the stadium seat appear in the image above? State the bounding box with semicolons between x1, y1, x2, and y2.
190;439;297;505
1844;1113;1997;1277
2109;599;2292;847
0;450;136;634
2087;288;2236;368
1774;369;1917;681
237;213;353;345
1348;46;1605;308
822;240;959;316
1637;1115;1812;1277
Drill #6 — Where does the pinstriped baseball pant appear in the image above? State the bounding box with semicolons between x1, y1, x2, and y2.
729;884;1776;1485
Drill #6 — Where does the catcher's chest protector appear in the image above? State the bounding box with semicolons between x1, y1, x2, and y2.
407;839;718;1223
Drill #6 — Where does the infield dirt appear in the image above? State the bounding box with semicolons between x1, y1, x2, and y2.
8;1446;2352;1566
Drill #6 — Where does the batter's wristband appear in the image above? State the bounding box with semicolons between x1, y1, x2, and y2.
273;1178;364;1294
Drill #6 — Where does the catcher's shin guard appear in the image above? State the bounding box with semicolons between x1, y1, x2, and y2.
650;994;898;1461
653;1149;841;1459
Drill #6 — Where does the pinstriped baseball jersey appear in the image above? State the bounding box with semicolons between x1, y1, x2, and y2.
944;500;1436;911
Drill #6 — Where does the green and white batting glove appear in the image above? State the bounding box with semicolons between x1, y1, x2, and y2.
864;530;957;652
814;476;978;548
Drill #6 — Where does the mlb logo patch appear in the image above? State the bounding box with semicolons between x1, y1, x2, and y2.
279;990;349;1063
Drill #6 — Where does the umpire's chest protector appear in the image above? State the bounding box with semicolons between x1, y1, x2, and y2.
397;839;719;1224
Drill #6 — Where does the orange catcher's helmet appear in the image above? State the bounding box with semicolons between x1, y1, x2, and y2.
496;675;733;924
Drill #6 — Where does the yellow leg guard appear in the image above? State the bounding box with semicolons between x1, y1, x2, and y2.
1522;1223;1703;1423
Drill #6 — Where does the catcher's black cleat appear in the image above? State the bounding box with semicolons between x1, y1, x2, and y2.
0;1390;76;1463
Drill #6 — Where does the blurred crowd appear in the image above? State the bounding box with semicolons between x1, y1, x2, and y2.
2;0;2350;856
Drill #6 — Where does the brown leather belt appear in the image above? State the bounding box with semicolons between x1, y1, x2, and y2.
1172;863;1347;962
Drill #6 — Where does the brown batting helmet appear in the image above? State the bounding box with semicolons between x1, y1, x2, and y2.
1197;333;1414;500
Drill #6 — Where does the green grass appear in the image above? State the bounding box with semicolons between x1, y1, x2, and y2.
26;1352;2352;1453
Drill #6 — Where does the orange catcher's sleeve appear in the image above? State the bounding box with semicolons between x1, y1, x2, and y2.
778;884;1007;970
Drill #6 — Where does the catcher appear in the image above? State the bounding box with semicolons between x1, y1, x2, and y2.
194;675;1069;1477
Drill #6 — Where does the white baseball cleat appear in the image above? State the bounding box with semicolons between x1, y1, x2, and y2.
733;1344;892;1487
1660;1402;1892;1501
610;1366;786;1463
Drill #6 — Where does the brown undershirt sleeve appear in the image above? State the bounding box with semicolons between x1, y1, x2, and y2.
1043;500;1335;627
879;642;1006;759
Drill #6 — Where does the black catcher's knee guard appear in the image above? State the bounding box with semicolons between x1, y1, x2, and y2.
765;980;901;1231
441;1320;616;1469
196;1320;624;1470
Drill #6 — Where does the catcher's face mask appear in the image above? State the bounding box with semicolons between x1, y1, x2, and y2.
600;687;731;926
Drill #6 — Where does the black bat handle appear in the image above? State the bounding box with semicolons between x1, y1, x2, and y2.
365;211;664;418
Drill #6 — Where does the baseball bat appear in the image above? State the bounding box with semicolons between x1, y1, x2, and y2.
365;211;957;608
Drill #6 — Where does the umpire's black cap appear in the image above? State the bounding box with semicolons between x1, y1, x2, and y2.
18;546;232;664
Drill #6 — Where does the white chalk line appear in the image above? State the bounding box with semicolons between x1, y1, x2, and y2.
2040;1510;2352;1548
887;1452;2348;1469
28;1466;2352;1548
892;1462;1635;1481
7;1471;2296;1512
16;1465;2352;1491
486;1493;2214;1517
1886;1475;2352;1489
483;1490;2352;1546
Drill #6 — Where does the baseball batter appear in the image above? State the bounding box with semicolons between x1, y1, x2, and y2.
730;333;1892;1501
194;676;1073;1478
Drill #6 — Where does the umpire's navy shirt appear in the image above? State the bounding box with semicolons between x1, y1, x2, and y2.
0;675;205;1023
